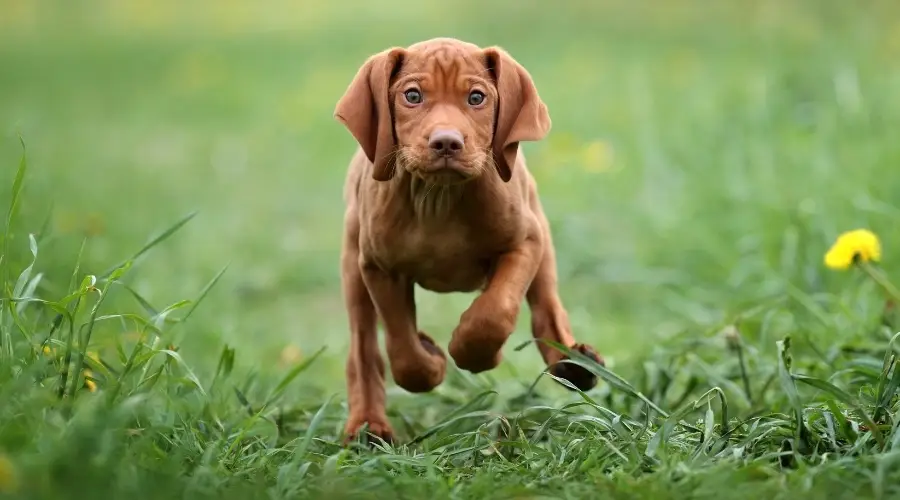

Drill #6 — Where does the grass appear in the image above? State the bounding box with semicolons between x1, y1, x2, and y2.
2;0;900;497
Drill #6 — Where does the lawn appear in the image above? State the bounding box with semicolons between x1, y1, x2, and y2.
2;0;900;498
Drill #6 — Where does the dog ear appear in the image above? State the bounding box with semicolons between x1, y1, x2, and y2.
484;47;551;182
334;48;406;181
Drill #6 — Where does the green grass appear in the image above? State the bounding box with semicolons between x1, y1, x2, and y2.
3;0;900;497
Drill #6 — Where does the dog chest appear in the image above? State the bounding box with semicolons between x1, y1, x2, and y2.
363;224;492;293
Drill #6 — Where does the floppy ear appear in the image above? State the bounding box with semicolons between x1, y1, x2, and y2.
334;48;405;181
484;47;551;182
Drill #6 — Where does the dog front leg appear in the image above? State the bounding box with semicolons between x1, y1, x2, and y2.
360;261;447;393
448;234;542;373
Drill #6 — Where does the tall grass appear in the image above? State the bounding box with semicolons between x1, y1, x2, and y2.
2;144;899;499
3;1;900;497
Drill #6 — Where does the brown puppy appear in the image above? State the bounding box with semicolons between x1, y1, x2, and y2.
335;37;603;443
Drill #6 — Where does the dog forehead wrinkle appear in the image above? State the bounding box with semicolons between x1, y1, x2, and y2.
406;37;481;53
434;47;460;73
406;43;482;74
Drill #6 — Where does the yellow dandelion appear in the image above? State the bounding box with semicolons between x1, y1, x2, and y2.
42;345;55;357
824;229;882;270
83;212;106;237
53;211;78;235
83;369;97;393
582;140;615;173
0;453;18;494
124;331;143;342
279;344;303;366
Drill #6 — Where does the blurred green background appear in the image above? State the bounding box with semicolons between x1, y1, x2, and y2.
1;0;899;391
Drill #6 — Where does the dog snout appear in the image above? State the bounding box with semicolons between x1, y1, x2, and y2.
428;129;464;157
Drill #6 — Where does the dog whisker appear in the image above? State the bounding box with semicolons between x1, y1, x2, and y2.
423;182;436;200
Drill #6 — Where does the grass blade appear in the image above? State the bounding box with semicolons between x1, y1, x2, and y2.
793;374;883;448
99;211;198;279
2;136;28;267
529;338;669;418
1;137;28;358
295;395;336;460
776;337;812;453
179;264;228;324
263;346;326;406
157;349;207;396
12;234;38;299
122;284;159;317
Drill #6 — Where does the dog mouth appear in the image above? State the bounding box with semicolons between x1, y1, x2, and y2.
412;157;472;184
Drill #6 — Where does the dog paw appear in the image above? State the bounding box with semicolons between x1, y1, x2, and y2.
448;331;504;373
343;417;395;447
391;331;447;393
550;343;604;392
448;299;515;373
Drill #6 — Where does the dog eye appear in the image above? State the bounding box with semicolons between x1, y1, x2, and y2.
403;89;423;105
467;91;486;107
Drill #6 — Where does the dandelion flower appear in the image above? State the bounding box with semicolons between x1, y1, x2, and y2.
83;369;97;393
279;344;303;366
824;229;882;270
582;140;615;173
0;453;17;494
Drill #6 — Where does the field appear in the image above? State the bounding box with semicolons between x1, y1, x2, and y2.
2;0;900;498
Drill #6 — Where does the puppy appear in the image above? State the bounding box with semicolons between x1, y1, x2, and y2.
334;37;603;443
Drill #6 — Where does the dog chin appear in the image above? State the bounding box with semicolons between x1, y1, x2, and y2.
421;170;469;185
408;159;476;185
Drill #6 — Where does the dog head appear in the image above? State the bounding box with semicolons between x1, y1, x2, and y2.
335;37;551;184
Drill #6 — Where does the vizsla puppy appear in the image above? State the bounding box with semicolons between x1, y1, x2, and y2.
335;37;604;443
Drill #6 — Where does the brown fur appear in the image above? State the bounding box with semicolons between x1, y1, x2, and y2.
334;37;604;444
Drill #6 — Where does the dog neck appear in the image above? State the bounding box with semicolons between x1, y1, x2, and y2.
395;171;467;221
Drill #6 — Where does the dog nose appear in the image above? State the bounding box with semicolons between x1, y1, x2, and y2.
428;129;464;156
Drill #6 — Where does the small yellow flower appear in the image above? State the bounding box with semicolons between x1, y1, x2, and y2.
42;345;54;357
824;229;882;270
83;369;97;393
123;331;143;342
83;212;106;237
0;453;18;494
582;140;615;173
279;344;303;367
